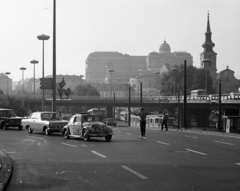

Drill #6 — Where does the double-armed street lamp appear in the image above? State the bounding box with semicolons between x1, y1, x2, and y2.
20;67;27;94
30;60;39;95
37;34;50;111
108;69;114;98
154;71;160;96
5;72;10;96
171;67;177;96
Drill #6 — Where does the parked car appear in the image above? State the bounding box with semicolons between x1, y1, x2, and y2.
22;112;68;135
62;113;113;141
105;118;118;127
0;108;23;130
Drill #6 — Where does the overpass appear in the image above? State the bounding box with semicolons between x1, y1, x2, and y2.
25;94;240;128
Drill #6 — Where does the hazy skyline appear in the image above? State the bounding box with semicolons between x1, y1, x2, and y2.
0;0;240;82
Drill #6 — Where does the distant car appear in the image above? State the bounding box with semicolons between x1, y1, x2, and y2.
105;118;118;127
0;108;23;130
62;113;113;141
21;112;68;135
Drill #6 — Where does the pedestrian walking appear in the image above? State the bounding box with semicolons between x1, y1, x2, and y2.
132;107;147;137
161;111;168;131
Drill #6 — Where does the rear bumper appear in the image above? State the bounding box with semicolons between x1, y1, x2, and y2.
89;133;113;137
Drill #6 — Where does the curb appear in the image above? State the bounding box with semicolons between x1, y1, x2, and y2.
0;150;13;191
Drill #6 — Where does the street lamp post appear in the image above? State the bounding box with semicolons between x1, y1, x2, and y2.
37;34;50;111
154;71;160;96
30;60;39;95
20;67;26;94
171;67;177;96
108;69;114;98
5;72;10;96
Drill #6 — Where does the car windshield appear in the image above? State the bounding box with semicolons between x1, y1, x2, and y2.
41;113;60;120
0;110;17;117
83;115;99;122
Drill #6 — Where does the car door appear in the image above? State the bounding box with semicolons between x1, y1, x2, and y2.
73;116;82;135
33;113;43;131
27;113;36;130
68;116;75;135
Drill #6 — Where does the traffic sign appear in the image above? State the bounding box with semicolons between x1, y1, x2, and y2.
40;78;53;89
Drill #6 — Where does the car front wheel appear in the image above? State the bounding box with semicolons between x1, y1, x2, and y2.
45;128;50;135
105;135;112;142
83;130;90;141
28;126;33;133
2;122;8;130
64;130;69;139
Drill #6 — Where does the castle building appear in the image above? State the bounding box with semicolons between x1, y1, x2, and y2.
85;41;193;87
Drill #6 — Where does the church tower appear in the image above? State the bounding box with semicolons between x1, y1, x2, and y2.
200;12;217;88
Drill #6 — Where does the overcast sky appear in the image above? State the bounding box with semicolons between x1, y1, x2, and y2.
0;0;240;82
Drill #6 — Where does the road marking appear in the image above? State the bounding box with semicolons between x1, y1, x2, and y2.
236;163;240;166
91;151;107;158
62;143;77;147
214;141;234;145
6;151;16;154
185;148;207;155
185;135;198;139
121;165;149;179
126;133;132;135
27;136;45;140
156;141;169;145
142;137;147;139
81;144;87;147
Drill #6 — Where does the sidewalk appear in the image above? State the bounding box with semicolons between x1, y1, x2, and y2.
0;150;13;191
129;125;240;138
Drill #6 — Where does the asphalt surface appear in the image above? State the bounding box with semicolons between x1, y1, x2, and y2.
0;126;240;191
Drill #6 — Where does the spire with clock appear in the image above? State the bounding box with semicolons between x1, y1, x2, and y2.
200;11;217;88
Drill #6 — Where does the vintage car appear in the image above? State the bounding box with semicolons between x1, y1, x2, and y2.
0;108;23;130
105;118;118;127
62;113;113;141
22;112;68;135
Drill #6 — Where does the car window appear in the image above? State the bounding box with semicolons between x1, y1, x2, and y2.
30;113;37;119
35;113;41;119
69;116;75;123
75;117;81;122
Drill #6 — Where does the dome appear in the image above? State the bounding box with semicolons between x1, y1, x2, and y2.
159;40;171;53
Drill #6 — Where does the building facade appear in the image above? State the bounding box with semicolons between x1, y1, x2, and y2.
0;73;13;95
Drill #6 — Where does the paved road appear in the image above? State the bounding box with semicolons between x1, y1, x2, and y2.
0;127;240;191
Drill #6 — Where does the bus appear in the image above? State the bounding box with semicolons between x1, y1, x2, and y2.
191;89;207;96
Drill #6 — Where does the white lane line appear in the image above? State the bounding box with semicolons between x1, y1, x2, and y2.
185;135;198;139
6;151;16;154
236;163;240;166
62;143;77;147
121;165;149;179
27;136;45;140
126;133;132;135
91;151;107;158
185;148;207;156
142;137;147;139
214;141;234;145
156;141;169;145
81;144;87;147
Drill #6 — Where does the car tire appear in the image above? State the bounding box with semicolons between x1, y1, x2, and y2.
18;126;23;130
2;122;8;130
45;128;50;136
28;126;33;133
83;130;90;141
105;135;112;142
64;130;69;139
